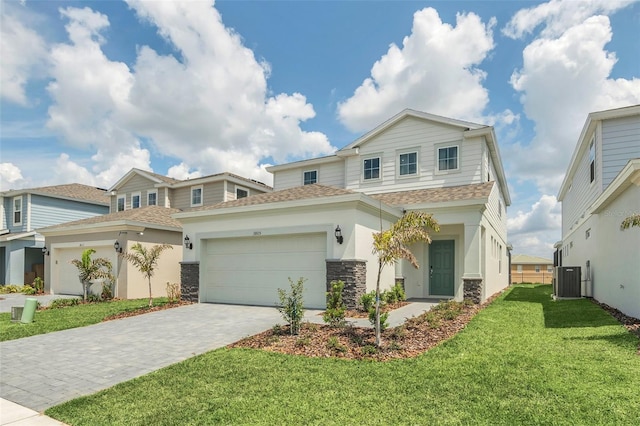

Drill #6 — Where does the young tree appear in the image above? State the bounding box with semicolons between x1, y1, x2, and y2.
121;243;172;307
621;214;640;230
372;211;439;346
71;249;113;302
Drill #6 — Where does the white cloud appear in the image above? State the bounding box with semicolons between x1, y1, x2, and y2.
167;163;202;181
337;8;497;132
508;194;561;258
0;163;26;191
0;2;47;105
506;13;640;195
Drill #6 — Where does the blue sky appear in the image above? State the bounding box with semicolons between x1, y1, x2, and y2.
1;0;639;257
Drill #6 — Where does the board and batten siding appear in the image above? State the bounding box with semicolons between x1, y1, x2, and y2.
30;195;108;230
601;115;640;189
344;117;484;193
273;160;345;190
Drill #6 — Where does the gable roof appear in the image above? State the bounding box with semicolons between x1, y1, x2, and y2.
512;254;553;265
558;104;640;200
38;206;182;234
109;168;181;191
1;184;109;205
370;182;495;208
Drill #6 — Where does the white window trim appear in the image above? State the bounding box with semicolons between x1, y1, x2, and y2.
131;192;141;209
116;195;126;212
397;149;419;178
435;142;461;175
147;189;158;206
362;154;382;182
235;185;250;199
191;185;203;207
12;196;22;226
302;169;318;185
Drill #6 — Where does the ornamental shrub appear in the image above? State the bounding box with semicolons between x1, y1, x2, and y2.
323;280;346;327
277;277;306;335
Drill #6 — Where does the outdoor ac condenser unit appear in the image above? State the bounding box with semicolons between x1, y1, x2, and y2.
556;266;581;298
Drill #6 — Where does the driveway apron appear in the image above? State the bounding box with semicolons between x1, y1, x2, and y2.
0;303;282;412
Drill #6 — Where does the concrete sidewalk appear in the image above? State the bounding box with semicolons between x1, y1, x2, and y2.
0;398;66;425
0;294;80;314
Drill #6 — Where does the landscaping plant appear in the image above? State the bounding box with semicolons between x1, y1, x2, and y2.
71;249;113;302
121;243;172;307
621;214;640;229
277;277;306;335
372;211;439;346
323;280;347;327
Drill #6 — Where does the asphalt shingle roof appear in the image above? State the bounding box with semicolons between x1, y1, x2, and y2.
512;254;553;264
370;182;494;207
41;206;182;231
5;184;110;205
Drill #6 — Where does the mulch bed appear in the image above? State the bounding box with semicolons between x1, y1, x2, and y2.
230;296;498;361
102;300;193;321
342;301;410;318
591;298;640;354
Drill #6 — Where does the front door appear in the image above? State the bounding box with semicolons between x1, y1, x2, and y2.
429;240;455;297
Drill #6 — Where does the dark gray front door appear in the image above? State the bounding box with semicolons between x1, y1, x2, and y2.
429;240;455;296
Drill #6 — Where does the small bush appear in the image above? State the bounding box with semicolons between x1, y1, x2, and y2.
87;294;101;303
359;291;376;312
272;324;284;335
21;285;36;295
423;311;441;329
389;282;406;303
326;336;347;353
295;336;311;347
323;280;346;327
390;325;406;340
50;298;80;309
305;322;319;332
368;308;389;331
33;277;44;294
0;284;22;294
166;282;181;304
277;277;306;335
361;344;377;355
388;341;402;351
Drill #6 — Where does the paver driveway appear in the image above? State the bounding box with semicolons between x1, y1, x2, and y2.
0;303;286;412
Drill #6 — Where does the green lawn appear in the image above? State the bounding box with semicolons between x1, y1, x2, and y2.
46;285;640;425
0;298;172;342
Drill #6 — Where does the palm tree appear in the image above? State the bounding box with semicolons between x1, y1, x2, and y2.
71;249;113;302
121;243;173;307
372;211;439;346
621;214;640;230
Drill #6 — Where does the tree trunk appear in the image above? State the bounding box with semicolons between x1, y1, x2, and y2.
148;276;153;307
82;279;89;302
375;260;383;347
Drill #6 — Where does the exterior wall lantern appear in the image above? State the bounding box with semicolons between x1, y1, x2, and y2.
114;241;123;253
42;246;49;256
184;235;193;250
334;226;344;244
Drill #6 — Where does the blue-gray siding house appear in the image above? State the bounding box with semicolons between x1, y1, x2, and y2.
0;184;109;285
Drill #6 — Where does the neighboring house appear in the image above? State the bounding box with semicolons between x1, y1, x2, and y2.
557;104;640;319
511;254;553;284
0;184;109;285
175;109;511;309
39;169;272;298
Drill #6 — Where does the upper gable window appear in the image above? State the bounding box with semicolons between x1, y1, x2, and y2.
117;195;125;212
131;192;141;209
438;146;459;171
589;137;595;183
13;197;22;225
399;152;418;176
236;186;249;199
363;157;381;181
147;190;157;206
303;170;317;185
191;185;203;207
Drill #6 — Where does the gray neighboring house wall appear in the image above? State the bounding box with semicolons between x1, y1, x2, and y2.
0;184;110;285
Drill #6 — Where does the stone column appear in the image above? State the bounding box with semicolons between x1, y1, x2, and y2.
326;260;367;309
463;278;483;304
180;261;200;302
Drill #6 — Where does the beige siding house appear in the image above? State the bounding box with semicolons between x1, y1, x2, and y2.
511;254;554;284
176;109;511;309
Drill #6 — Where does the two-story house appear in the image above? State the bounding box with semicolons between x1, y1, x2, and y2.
0;184;109;286
39;169;271;299
511;254;554;284
557;105;640;319
175;109;511;309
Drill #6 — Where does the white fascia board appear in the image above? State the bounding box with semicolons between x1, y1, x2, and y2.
39;221;180;237
266;155;341;172
591;159;640;214
405;199;488;213
109;168;164;192
1;231;37;242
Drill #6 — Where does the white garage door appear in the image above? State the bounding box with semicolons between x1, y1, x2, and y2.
54;246;114;295
202;233;327;309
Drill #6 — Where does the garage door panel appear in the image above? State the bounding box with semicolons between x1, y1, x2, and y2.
203;233;327;308
55;246;113;295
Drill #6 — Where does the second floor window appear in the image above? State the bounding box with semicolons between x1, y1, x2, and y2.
303;170;317;185
117;196;125;212
191;186;203;206
132;193;141;209
363;157;380;180
236;187;248;199
399;152;417;176
13;197;22;225
148;191;157;206
438;146;458;171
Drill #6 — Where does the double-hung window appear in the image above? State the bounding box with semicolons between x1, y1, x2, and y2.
117;195;125;212
399;152;418;176
191;185;203;207
363;157;380;181
303;170;317;185
132;192;141;209
438;146;459;171
147;190;157;206
13;197;22;225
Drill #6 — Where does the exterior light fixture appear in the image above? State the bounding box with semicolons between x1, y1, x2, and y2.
184;235;193;250
334;226;344;244
114;241;123;253
42;246;49;256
